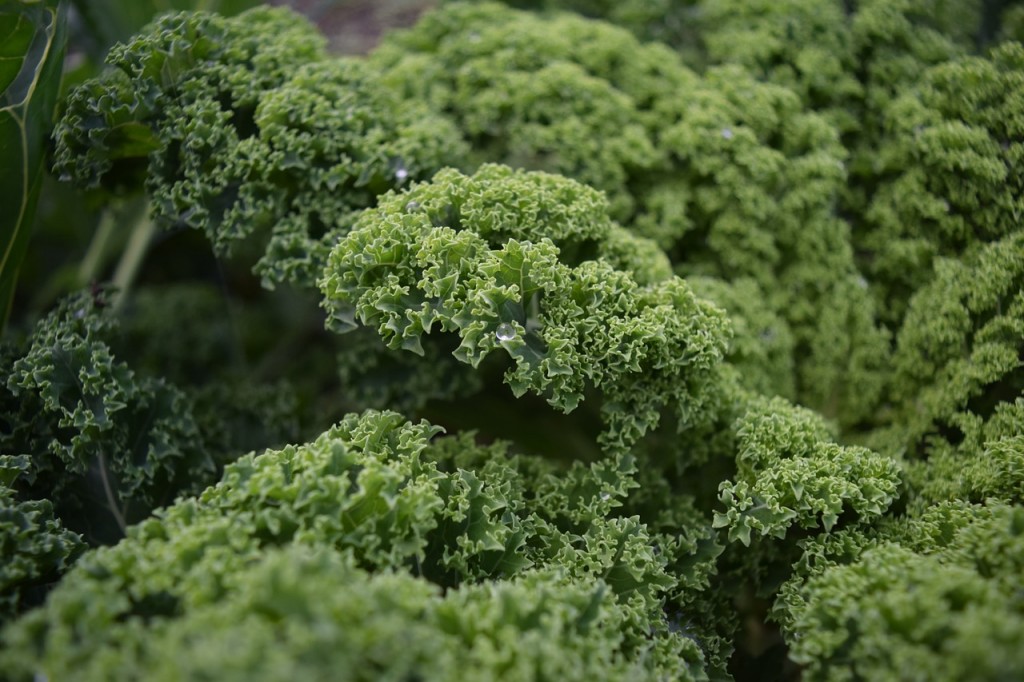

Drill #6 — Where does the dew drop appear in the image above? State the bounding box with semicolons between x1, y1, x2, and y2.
405;200;421;212
600;492;611;501
721;127;733;140
495;323;516;342
74;308;86;319
395;167;409;182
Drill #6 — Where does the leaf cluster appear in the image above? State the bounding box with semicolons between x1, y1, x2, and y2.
2;1;1023;680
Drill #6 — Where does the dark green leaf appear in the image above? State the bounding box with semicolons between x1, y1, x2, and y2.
0;0;67;330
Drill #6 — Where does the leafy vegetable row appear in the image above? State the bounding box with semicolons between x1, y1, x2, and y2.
1;1;1022;680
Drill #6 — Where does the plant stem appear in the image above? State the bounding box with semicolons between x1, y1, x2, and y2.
110;209;156;312
97;450;127;536
77;207;118;286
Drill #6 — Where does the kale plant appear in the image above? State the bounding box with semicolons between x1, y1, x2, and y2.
1;1;1022;680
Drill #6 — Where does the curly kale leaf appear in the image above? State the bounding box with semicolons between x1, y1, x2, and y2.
321;165;729;454
681;0;1001;310
646;63;890;426
790;543;1024;681
696;0;860;129
691;0;983;135
714;397;900;546
0;410;703;680
688;277;796;400
385;4;887;427
779;502;1024;682
1;289;307;548
370;1;685;221
871;230;1024;505
897;399;1024;509
54;7;466;289
243;60;467;288
439;0;703;58
2;292;215;544
4;546;705;682
859;42;1024;323
53;6;325;192
0;456;84;625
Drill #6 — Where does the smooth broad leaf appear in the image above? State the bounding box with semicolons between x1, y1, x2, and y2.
0;0;67;330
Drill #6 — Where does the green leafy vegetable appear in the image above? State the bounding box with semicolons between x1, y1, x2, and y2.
0;0;66;329
321;164;729;453
0;455;84;624
2;1;1023;680
2;410;703;681
714;397;899;546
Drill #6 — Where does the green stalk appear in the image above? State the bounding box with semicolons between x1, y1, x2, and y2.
97;450;127;536
110;208;156;312
76;207;118;286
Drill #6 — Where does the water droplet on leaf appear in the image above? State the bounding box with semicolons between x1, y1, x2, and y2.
721;128;733;140
495;323;516;342
395;167;409;182
405;201;420;212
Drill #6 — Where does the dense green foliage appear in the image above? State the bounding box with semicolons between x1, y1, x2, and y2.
1;411;705;680
322;164;727;453
373;1;892;426
0;0;67;327
1;1;1022;680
